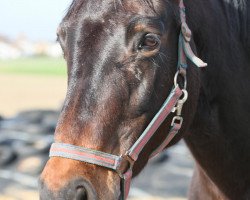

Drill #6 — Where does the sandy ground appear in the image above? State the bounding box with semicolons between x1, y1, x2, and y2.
0;74;67;117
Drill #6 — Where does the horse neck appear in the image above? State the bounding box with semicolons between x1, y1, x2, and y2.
183;0;250;199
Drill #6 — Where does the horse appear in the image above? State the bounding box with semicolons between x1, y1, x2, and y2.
39;0;250;199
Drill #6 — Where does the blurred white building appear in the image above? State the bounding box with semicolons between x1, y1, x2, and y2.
0;34;62;59
0;36;21;59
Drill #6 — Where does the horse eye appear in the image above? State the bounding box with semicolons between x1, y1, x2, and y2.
139;33;161;50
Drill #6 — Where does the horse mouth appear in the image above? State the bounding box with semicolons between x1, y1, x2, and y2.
39;177;98;200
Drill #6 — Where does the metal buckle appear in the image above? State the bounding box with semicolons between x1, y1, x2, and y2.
172;89;188;115
171;116;183;127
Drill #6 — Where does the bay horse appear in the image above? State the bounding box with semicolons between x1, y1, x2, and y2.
39;0;250;199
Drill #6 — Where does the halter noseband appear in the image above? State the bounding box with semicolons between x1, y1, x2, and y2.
49;1;207;199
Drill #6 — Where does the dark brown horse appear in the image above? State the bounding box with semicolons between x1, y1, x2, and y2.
39;0;250;199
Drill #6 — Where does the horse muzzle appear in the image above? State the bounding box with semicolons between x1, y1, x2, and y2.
39;178;97;200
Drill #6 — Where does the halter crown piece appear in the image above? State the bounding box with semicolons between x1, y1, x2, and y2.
49;1;207;199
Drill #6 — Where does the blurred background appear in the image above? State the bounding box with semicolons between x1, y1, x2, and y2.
0;1;194;200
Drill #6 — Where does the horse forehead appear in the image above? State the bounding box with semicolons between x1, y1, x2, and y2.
66;0;160;23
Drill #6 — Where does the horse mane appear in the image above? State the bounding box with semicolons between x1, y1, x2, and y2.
223;0;250;54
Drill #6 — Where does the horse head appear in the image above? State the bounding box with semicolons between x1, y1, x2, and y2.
39;0;201;199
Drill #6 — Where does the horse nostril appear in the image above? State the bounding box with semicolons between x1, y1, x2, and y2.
76;186;88;200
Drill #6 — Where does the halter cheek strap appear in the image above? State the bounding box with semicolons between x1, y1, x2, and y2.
50;85;182;200
49;1;207;199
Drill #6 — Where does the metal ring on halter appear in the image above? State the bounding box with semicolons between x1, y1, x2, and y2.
174;70;187;89
171;89;188;116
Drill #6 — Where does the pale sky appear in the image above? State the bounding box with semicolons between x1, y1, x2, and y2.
0;0;72;42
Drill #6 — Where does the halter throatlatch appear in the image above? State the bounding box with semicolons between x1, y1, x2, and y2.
49;1;207;199
178;0;207;69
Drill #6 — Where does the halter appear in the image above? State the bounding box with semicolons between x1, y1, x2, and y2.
49;1;207;199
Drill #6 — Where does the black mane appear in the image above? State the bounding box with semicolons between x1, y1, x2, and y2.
224;0;250;54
